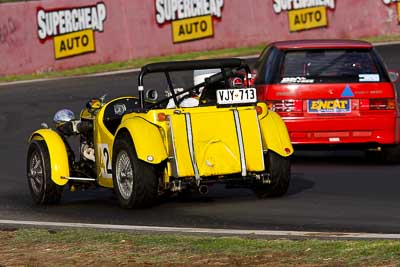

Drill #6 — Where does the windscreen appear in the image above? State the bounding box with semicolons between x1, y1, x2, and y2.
278;49;387;84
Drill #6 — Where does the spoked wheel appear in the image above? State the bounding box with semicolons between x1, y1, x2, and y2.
253;151;291;198
26;140;63;204
112;133;158;208
115;150;134;201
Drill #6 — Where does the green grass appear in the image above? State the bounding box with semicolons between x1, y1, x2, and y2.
363;34;400;43
3;228;400;266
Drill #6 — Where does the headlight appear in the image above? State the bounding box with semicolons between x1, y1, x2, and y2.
53;109;75;124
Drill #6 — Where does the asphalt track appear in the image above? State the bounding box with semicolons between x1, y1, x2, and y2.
0;44;400;235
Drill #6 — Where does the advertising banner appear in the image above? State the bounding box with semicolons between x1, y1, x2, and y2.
155;0;224;43
383;0;400;23
1;0;400;76
273;0;335;32
37;2;107;59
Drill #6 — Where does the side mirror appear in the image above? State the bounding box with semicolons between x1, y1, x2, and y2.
388;70;399;83
86;98;103;110
145;89;159;101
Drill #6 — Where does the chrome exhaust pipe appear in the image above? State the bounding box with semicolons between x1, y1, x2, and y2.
198;185;209;195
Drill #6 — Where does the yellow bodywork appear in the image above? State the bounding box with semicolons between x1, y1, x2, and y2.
29;129;70;186
28;98;292;189
166;107;265;177
93;97;168;187
118;116;168;164
89;97;293;188
93;102;116;188
257;103;294;157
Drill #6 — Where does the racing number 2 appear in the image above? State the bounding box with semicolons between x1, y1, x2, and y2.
100;144;113;178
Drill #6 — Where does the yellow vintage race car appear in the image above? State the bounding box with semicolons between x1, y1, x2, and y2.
26;58;294;208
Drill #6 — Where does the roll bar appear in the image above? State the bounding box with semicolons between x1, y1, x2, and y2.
137;58;251;109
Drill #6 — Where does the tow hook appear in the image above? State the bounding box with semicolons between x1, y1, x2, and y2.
169;180;183;192
261;173;272;184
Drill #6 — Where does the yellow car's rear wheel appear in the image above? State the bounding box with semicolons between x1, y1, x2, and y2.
112;133;158;208
26;140;63;204
253;151;291;198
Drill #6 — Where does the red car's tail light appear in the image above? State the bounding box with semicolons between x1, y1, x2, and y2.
386;99;396;110
359;99;370;111
360;98;396;110
267;100;303;112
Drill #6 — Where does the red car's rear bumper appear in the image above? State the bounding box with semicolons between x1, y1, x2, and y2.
283;115;399;145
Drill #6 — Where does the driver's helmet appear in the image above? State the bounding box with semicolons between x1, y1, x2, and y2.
193;69;220;92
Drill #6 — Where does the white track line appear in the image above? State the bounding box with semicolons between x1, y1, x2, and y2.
0;67;142;87
0;219;399;240
374;40;400;46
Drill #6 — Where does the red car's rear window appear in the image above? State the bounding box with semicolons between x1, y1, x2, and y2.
278;49;388;84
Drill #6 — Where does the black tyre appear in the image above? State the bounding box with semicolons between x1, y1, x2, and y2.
365;150;383;163
26;140;63;205
112;134;158;208
366;145;400;164
382;145;400;164
253;151;291;198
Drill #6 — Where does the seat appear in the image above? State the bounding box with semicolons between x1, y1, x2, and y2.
103;98;140;134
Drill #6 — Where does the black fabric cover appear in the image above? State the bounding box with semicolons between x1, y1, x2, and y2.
140;58;245;74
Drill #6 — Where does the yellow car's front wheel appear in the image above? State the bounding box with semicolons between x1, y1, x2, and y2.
26;140;64;204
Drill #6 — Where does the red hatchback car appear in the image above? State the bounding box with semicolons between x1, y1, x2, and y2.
254;39;400;161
